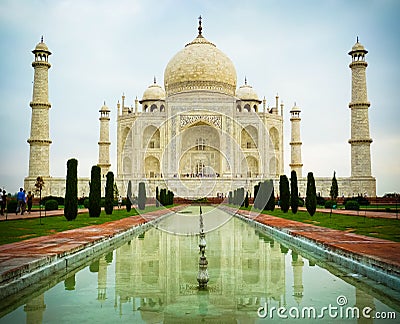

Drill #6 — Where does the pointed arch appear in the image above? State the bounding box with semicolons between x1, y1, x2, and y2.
269;127;280;150
143;125;160;149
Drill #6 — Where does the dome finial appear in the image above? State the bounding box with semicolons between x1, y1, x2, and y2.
357;36;359;43
244;76;247;85
198;15;203;36
153;76;156;84
41;35;43;43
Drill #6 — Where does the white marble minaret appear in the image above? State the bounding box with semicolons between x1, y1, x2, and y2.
348;39;373;178
98;102;111;177
289;103;303;177
27;37;52;179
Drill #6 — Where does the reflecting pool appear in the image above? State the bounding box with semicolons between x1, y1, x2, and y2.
0;206;399;323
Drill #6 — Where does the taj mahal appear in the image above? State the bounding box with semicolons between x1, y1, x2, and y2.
24;18;376;199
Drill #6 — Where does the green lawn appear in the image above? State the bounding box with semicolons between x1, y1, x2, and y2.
0;205;164;245
1;204;400;245
240;206;400;242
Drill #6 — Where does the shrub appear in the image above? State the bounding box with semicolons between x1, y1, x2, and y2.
324;200;336;209
298;197;305;207
83;198;89;208
345;200;360;210
104;171;114;215
89;165;101;217
45;199;58;211
316;196;325;206
41;196;64;206
6;199;17;213
64;158;78;221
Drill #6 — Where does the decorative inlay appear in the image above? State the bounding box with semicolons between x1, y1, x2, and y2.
180;114;222;129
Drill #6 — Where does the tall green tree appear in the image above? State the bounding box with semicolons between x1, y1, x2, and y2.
64;158;78;221
330;171;339;201
104;171;114;215
244;191;249;208
305;172;317;216
126;180;132;212
155;186;159;207
254;182;260;208
138;182;146;210
89;165;101;217
279;175;290;213
290;170;299;214
265;180;275;211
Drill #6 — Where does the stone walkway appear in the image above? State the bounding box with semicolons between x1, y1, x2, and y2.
229;207;400;279
0;205;399;300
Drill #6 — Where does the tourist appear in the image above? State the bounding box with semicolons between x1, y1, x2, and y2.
27;191;33;214
1;190;6;215
118;196;122;209
16;188;25;214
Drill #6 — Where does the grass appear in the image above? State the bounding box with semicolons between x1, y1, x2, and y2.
239;206;400;242
0;205;165;245
1;203;399;245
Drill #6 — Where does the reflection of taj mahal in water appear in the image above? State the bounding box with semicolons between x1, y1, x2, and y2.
21;217;376;323
24;18;376;198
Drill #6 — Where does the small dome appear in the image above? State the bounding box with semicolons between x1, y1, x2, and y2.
290;103;301;113
236;79;259;101
33;37;51;54
141;79;166;101
349;38;368;55
100;102;109;112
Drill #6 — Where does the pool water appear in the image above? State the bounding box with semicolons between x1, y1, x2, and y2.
0;206;398;323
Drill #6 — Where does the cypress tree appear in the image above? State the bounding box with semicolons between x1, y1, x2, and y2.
64;158;78;221
239;187;245;207
279;175;290;213
254;182;260;209
138;182;146;210
244;191;249;208
255;181;267;210
265;180;275;211
330;171;339;201
290;170;299;214
89;165;101;217
306;172;317;216
228;191;233;204
155;186;159;207
104;171;114;215
126;180;132;212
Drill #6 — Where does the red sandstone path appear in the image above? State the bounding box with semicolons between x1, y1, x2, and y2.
0;204;399;299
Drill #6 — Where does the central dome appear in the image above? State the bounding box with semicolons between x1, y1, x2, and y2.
164;33;237;96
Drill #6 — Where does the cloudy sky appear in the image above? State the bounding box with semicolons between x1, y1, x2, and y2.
0;0;399;196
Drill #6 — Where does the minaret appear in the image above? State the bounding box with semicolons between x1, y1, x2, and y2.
98;102;111;177
348;38;373;178
291;252;304;305
289;103;303;177
27;37;52;179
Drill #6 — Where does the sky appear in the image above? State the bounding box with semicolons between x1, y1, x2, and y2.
0;0;399;196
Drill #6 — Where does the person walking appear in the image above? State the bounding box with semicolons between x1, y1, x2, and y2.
16;188;24;214
1;190;6;215
27;191;33;214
